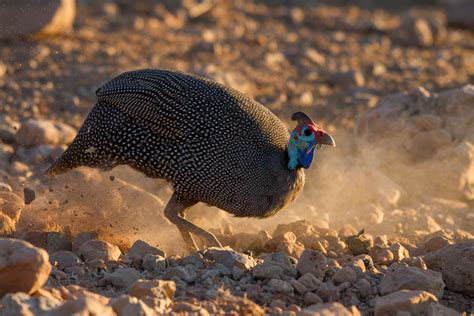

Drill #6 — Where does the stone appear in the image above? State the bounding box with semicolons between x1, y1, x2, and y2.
298;273;323;291
0;212;15;237
110;295;157;316
163;265;197;283
273;219;316;239
23;187;36;205
380;266;444;298
72;231;98;252
21;231;71;252
0;238;52;296
264;232;305;258
423;240;474;295
16;119;76;147
49;250;81;270
374;290;439;316
0;292;62;315
332;266;357;285
303;292;323;305
338;224;358;238
142;254;167;272
128;279;176;300
300;302;360;316
78;240;121;261
369;248;394;265
447;0;474;30
253;252;297;280
316;281;340;302
296;249;328;278
389;243;409;261
345;233;373;256
0;191;24;222
54;295;114;315
424;235;452;252
127;239;165;260
205;247;256;271
329;71;365;88
103;268;141;288
268;279;294;295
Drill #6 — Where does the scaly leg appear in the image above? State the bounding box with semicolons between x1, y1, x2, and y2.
164;192;222;252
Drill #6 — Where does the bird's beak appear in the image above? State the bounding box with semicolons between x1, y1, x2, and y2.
319;132;336;147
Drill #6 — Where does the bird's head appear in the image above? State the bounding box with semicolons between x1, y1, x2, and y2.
288;111;335;170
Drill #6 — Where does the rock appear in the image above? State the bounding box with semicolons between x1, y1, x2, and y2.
273;219;316;239
16;119;76;147
264;232;305;258
0;0;76;39
205;247;256;271
78;240;121;261
0;212;15;237
253;252;297;280
72;231;98;252
20;231;71;252
447;0;474;30
0;292;62;315
142;254;167;272
303;292;323;305
54;295;114;315
316;281;340;302
127;239;165;260
374;290;440;316
49;250;81;270
402;256;427;270
111;295;157;316
389;243;409;261
369;248;394;265
338;224;358;238
380;266;444;298
329;71;365;88
345;233;373;256
0;191;24;222
163;265;197;283
0;238;52;296
291;272;324;295
23;187;36;205
332;266;357;285
296;249;328;279
268;279;294;295
300;302;360;316
424;235;452;252
103;268;141;288
128;279;176;300
423;240;474;295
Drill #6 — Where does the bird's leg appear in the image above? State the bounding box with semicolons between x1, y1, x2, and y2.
164;192;222;252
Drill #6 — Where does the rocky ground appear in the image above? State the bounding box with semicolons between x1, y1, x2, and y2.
0;0;473;315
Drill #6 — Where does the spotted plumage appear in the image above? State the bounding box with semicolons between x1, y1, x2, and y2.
47;69;333;251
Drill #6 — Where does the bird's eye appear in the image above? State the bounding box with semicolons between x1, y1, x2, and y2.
304;129;312;136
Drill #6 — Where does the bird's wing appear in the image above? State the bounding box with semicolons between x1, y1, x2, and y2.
95;69;191;141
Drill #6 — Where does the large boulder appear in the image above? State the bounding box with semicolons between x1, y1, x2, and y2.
423;241;474;295
0;238;52;296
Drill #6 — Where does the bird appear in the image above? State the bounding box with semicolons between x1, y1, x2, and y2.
46;69;335;251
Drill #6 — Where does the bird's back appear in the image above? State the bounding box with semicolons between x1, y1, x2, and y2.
49;69;304;217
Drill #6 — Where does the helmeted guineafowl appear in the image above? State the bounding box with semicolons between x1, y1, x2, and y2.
46;69;335;251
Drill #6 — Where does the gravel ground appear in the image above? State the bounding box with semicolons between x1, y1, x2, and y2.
0;0;473;315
